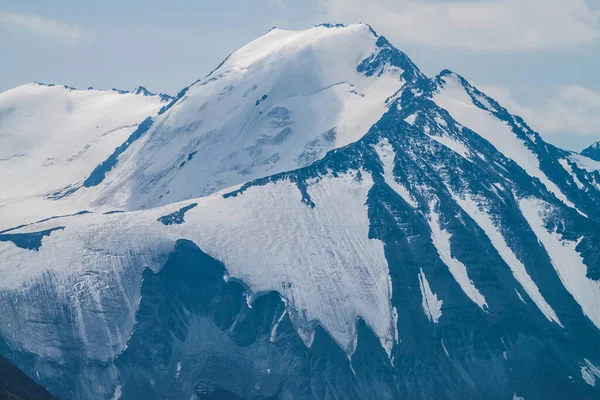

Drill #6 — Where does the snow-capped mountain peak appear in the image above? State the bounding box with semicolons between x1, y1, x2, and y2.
130;85;173;102
2;23;600;400
74;23;426;211
582;141;600;161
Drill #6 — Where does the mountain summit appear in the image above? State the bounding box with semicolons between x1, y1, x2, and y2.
82;23;424;210
1;24;600;400
582;141;600;161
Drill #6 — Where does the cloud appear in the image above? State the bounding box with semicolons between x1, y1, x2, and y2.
268;0;286;8
319;0;600;50
0;10;82;45
480;84;600;137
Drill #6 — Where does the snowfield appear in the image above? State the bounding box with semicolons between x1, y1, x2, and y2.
0;83;169;229
433;73;584;215
519;198;600;330
0;171;396;359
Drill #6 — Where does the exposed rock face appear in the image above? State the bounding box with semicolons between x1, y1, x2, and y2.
0;356;57;400
582;141;600;161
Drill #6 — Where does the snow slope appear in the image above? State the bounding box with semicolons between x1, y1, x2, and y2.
570;153;600;172
0;170;395;360
374;139;419;207
427;202;488;310
519;198;600;330
76;24;423;212
0;83;170;228
432;72;582;214
453;194;561;325
418;268;443;323
0;24;424;230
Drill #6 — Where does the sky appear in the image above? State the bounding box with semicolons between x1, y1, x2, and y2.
1;0;599;151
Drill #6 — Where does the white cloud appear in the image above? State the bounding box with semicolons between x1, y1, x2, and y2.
319;0;600;50
0;10;82;46
480;84;600;137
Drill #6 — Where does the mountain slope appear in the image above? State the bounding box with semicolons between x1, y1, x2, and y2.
1;23;600;400
0;356;57;400
81;24;423;212
0;24;423;230
0;83;171;228
582;141;600;161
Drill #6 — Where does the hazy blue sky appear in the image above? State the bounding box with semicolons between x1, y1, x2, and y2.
1;0;599;150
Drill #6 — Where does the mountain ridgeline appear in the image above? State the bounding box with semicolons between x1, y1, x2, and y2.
582;141;600;161
1;24;600;400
